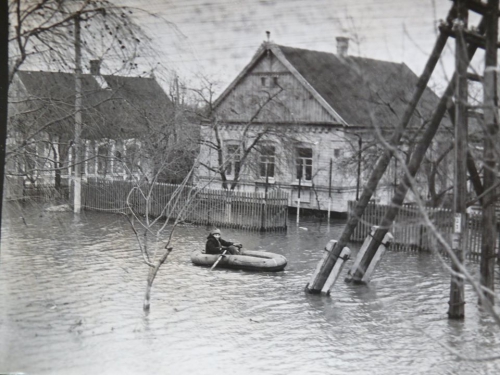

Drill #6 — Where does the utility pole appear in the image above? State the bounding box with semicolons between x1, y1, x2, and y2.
480;0;498;305
73;14;83;214
448;0;468;319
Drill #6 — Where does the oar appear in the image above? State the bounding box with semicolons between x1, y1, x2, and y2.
210;249;228;271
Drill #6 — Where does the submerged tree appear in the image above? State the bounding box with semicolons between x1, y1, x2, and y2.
6;0;199;313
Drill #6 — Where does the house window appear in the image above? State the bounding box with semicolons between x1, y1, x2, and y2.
24;143;37;178
296;147;313;181
261;77;266;86
273;76;279;87
259;145;275;178
97;145;109;175
125;143;139;175
225;144;241;177
334;149;341;157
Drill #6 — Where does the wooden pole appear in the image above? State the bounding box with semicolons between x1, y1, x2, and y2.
448;0;468;320
328;158;332;226
306;6;457;292
447;108;485;202
73;15;82;213
479;0;498;305
347;75;457;283
296;174;301;225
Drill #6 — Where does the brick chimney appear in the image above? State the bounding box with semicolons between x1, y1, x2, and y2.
90;59;101;75
336;37;349;57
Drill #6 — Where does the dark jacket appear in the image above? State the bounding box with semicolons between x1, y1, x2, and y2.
205;234;233;254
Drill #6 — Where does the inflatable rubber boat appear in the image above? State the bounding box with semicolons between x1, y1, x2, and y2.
190;249;287;272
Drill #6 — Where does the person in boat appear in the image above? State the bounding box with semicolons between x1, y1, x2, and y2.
205;228;242;255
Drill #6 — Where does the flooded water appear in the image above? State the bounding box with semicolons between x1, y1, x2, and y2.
1;203;500;375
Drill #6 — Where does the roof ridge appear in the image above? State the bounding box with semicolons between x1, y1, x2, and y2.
276;44;404;66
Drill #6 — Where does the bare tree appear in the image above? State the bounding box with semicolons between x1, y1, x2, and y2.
123;165;199;313
192;76;308;191
6;0;191;192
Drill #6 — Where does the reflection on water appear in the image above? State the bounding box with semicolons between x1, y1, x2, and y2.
1;203;500;375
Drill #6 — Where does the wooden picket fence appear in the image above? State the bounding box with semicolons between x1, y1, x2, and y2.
348;201;494;260
82;178;288;231
4;179;70;202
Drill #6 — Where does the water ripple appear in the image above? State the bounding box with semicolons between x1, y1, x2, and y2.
1;206;500;375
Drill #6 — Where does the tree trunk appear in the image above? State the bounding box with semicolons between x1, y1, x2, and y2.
143;265;159;313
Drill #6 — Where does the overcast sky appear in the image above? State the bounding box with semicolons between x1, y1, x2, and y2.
114;0;485;96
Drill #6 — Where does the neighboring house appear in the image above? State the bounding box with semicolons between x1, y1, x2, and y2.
7;61;192;196
197;38;447;213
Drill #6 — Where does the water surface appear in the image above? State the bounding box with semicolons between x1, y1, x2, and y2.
1;203;499;375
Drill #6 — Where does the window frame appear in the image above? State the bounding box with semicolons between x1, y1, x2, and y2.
295;146;313;182
225;142;242;178
259;144;276;179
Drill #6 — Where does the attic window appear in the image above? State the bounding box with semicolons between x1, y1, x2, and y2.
261;77;266;86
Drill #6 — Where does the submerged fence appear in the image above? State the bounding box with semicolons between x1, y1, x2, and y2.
4;179;70;202
82;178;288;231
348;201;494;260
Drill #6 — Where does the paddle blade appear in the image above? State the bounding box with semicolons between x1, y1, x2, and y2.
210;249;228;271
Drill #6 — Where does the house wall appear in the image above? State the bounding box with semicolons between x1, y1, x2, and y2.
216;53;336;124
197;49;373;213
197;123;371;212
197;49;407;213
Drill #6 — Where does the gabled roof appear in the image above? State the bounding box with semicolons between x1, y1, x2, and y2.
214;42;440;128
12;71;172;139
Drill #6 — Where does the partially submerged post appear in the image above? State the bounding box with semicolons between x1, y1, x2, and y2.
448;0;468;320
345;226;393;284
321;246;350;295
307;240;351;295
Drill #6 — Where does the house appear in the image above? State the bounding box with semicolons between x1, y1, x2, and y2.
197;37;446;214
7;61;195;197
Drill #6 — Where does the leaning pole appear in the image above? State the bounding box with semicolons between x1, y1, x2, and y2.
306;5;486;293
306;19;450;293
